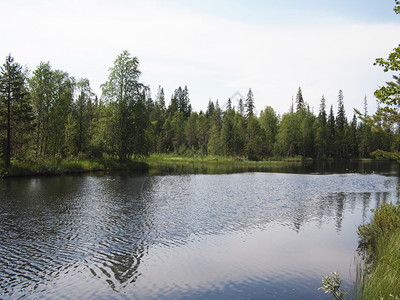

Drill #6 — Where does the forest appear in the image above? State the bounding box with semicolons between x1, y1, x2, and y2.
0;50;396;168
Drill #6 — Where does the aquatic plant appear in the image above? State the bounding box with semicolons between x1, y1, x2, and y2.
319;271;346;300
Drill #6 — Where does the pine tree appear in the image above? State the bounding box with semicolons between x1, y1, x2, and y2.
245;88;255;118
156;86;166;111
335;90;347;158
327;105;336;158
296;87;304;112
336;90;346;130
358;96;372;157
151;86;167;142
0;54;34;166
348;114;359;158
173;86;191;119
238;98;244;116
226;98;232;111
318;95;327;125
206;99;215;118
314;95;328;158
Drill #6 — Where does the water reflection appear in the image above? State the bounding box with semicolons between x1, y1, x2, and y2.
0;170;398;299
150;159;399;176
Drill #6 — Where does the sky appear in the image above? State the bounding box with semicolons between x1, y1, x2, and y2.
1;0;400;117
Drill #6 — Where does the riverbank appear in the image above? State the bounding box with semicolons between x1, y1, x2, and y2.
355;203;400;299
0;158;149;178
0;155;390;178
141;154;310;175
143;154;307;166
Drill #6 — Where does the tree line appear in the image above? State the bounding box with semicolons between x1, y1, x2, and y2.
0;50;395;167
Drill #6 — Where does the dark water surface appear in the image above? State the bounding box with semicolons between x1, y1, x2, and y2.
0;161;399;299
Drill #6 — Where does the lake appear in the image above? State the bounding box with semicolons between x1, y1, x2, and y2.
0;161;398;299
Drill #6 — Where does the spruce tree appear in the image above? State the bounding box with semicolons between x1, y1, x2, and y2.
327;105;336;158
296;87;304;112
335;90;347;158
0;54;33;166
314;95;328;158
238;98;244;116
245;88;255;118
226;98;232;111
318;95;327;125
336;90;346;131
206;99;215;118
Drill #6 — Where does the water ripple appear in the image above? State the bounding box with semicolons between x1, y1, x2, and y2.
0;172;398;299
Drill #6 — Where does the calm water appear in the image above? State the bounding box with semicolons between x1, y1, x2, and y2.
0;161;399;299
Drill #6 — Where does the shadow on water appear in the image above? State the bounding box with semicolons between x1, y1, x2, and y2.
0;160;398;299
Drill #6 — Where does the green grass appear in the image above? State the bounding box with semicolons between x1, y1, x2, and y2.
0;158;149;178
142;153;303;165
139;153;304;175
356;230;400;299
356;203;400;299
0;153;306;177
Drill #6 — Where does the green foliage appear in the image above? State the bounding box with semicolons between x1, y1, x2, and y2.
296;86;304;112
0;55;34;166
245;88;255;118
1;50;398;172
245;116;263;160
395;0;400;14
100;50;149;160
356;203;400;299
358;203;400;262
259;106;279;156
319;272;346;300
274;112;300;157
221;109;235;156
368;2;400;161
207;124;222;155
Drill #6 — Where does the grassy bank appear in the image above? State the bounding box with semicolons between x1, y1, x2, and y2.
0;158;149;178
0;154;310;178
142;153;307;165
356;203;400;299
140;154;306;175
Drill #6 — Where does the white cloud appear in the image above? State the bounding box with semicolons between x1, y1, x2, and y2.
1;0;399;116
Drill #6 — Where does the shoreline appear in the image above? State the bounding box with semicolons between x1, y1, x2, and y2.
0;155;386;179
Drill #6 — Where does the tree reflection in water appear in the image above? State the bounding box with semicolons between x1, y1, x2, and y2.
0;164;398;299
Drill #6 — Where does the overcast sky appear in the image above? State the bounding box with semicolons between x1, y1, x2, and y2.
2;0;400;117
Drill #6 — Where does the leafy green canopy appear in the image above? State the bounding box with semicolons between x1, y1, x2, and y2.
361;1;400;161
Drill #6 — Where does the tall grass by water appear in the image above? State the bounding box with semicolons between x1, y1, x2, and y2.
0;158;149;177
355;203;400;299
